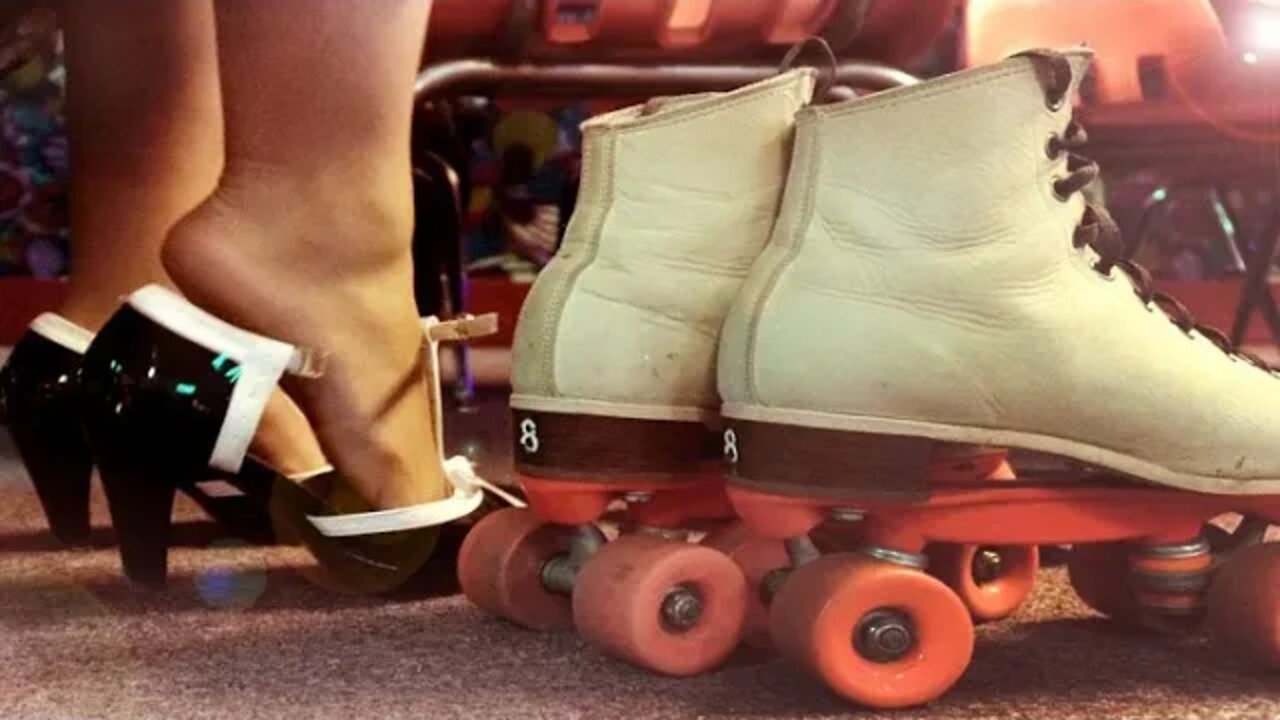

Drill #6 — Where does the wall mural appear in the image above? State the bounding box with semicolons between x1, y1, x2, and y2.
0;37;67;278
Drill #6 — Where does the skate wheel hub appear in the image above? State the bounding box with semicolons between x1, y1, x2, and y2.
855;608;916;663
539;553;577;595
660;585;704;632
971;548;1004;584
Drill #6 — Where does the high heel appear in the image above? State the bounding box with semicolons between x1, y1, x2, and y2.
0;315;95;545
79;285;516;590
96;457;178;587
0;312;282;553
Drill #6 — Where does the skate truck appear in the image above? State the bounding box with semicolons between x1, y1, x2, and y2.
723;440;1279;708
703;2;1280;706
455;1;1279;712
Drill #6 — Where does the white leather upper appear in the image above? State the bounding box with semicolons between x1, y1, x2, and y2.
720;50;1280;492
510;70;815;420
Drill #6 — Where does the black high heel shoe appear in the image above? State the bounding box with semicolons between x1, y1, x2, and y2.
0;313;282;552
0;315;95;545
78;285;516;590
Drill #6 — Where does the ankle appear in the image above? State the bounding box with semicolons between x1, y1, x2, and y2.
57;300;115;334
154;158;439;512
60;285;163;333
168;166;412;273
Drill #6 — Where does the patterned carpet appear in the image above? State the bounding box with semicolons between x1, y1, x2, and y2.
0;392;1277;719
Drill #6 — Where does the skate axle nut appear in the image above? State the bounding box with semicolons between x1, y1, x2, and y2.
971;548;1005;585
659;585;705;633
540;555;579;595
854;608;917;663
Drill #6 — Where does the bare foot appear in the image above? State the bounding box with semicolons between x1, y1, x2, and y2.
161;162;445;510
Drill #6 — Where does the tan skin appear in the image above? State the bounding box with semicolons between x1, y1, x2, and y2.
60;0;440;505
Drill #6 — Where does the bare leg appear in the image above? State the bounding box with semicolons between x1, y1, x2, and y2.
58;0;324;475
164;0;440;507
58;0;221;328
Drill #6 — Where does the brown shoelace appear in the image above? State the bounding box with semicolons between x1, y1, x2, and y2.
1020;49;1271;371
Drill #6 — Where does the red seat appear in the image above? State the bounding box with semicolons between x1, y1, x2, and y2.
963;0;1226;103
425;0;956;64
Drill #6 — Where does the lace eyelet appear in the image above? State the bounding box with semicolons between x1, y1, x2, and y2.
1045;135;1063;160
1051;179;1071;203
1135;288;1156;309
1045;92;1067;112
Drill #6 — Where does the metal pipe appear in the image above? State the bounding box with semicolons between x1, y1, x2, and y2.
415;58;918;100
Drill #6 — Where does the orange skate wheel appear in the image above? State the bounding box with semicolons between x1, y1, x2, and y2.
457;508;575;631
702;522;789;649
769;554;974;709
1068;542;1140;623
572;534;747;676
1207;543;1280;670
926;543;1039;623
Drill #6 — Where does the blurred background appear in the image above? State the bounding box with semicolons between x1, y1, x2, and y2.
7;0;1280;375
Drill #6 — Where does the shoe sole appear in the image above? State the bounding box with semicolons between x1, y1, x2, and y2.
509;399;720;483
723;404;1280;496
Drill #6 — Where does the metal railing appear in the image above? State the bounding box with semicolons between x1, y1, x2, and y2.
416;57;918;100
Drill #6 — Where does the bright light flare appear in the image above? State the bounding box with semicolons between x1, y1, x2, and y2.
1248;9;1280;51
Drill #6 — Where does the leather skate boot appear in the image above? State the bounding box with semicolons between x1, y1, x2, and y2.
510;69;814;486
458;72;814;676
719;48;1280;497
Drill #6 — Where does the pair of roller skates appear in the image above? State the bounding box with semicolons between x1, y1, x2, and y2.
458;47;1280;709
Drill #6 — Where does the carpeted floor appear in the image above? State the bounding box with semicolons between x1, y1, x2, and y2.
1;393;1277;719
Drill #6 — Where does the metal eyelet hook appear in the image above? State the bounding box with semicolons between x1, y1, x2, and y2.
779;36;839;102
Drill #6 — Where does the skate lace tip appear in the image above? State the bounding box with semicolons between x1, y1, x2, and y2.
444;455;526;508
287;347;330;379
423;313;500;344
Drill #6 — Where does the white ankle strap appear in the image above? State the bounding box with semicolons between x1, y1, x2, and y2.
305;455;524;537
30;313;94;354
127;282;500;479
126;282;512;525
306;312;512;537
128;285;304;474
